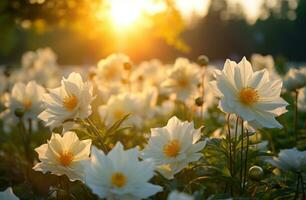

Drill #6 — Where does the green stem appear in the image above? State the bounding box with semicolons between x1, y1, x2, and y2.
233;116;239;175
300;173;305;200
294;90;299;146
86;118;101;136
18;116;30;182
200;68;205;122
86;118;108;152
227;114;233;196
240;118;244;194
28;118;33;164
295;173;300;200
243;129;249;194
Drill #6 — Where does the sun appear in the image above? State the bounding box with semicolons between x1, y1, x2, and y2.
109;0;143;28
96;0;167;30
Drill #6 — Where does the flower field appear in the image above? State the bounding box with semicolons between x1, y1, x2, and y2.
0;48;305;200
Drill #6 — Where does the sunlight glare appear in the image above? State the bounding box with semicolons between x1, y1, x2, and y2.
109;0;142;28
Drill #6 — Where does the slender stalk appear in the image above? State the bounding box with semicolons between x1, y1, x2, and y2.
86;118;108;152
243;129;249;193
28;118;33;164
227;114;233;176
28;118;32;136
86;118;101;136
295;173;300;200
300;173;305;200
18;116;30;182
226;114;233;196
240;118;244;193
233;116;239;175
200;68;205;121
293;90;299;145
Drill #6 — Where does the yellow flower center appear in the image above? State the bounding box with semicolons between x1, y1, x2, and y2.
239;87;259;105
177;78;189;88
114;110;126;120
104;67;119;81
111;172;127;188
59;151;74;167
163;139;181;158
23;98;32;110
63;95;78;111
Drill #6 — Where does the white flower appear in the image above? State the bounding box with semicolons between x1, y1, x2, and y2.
251;54;275;72
99;90;157;128
131;59;168;92
284;67;306;91
33;131;92;182
210;57;288;129
21;48;60;88
38;72;94;129
0;187;19;200
155;100;175;118
168;191;194;200
4;81;45;120
185;65;217;118
94;54;131;101
95;53;130;83
22;47;57;70
298;87;306;111
267;148;306;173
142;116;206;179
85;142;162;200
162;58;200;101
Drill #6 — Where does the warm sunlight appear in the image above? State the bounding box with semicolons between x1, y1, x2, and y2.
97;0;211;29
109;0;143;28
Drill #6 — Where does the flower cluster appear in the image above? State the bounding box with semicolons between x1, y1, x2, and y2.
0;49;304;200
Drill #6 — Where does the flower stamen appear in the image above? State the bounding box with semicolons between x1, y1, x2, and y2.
111;172;127;188
63;95;78;111
23;98;32;110
59;151;74;167
163;139;180;158
239;87;259;105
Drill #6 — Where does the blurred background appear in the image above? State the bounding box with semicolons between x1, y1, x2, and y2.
0;0;305;65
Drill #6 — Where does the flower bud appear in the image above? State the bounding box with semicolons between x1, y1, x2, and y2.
14;108;25;118
195;97;204;107
248;165;264;181
197;55;209;67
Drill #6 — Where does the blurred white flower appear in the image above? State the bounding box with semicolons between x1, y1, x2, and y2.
162;58;200;101
168;190;193;200
95;53;130;83
22;47;57;70
142;116;206;179
154;100;175;118
33;131;91;182
0;187;19;200
20;48;60;88
85;142;162;200
99;90;157;128
38;72;94;129
186;65;217;118
4;81;45;120
283;67;306;91
267;148;306;173
210;57;288;129
0;109;39;133
251;54;274;72
298;87;306;111
94;54;132;102
132;59;168;92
